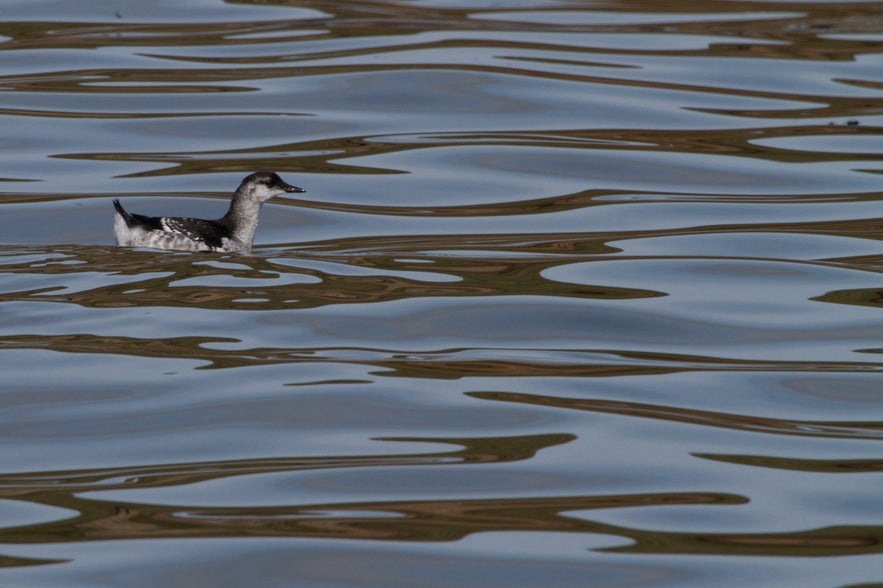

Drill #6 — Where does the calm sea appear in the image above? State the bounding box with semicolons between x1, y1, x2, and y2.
1;1;883;586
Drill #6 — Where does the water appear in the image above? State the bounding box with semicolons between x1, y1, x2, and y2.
1;1;883;586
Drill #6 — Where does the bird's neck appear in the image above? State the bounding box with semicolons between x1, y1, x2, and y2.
222;194;263;248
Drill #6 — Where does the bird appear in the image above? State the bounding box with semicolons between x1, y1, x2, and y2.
112;171;304;254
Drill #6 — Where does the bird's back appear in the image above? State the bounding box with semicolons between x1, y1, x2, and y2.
113;200;231;252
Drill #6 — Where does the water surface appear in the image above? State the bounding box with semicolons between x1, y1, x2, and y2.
1;1;883;586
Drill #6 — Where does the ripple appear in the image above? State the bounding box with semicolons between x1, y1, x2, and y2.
2;1;883;585
470;11;804;26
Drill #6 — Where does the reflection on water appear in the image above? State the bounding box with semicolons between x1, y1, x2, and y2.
1;1;883;586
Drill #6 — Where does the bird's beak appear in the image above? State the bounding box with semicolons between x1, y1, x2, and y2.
281;182;305;193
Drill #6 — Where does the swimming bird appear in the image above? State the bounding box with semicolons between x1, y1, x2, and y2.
113;171;304;254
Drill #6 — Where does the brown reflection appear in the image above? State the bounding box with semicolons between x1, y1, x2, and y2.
6;484;883;558
0;333;254;369
35;114;874;183
470;391;883;440
0;442;745;548
363;346;883;380
696;453;883;474
8;464;883;558
367;357;678;380
0;0;878;182
813;288;883;312
67;136;391;178
0;554;66;569
6;329;883;375
5;451;883;558
286;214;883;258
0;18;327;52
4;329;883;374
0;244;662;312
2;1;881;59
0;490;745;547
178;492;743;544
0;432;881;557
2;2;879;73
52;119;875;183
0;434;573;494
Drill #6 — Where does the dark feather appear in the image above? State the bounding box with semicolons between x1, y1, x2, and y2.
114;199;163;231
161;217;230;249
114;199;230;249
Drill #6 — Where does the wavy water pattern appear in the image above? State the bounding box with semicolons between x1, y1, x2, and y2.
1;1;883;586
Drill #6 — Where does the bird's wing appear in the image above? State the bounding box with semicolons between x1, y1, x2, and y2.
160;217;227;249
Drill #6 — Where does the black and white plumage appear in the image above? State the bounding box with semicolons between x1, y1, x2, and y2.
113;171;304;254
